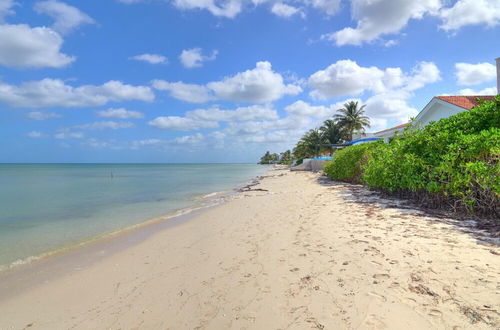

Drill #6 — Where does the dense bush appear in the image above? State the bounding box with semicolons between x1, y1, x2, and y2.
323;143;378;184
363;96;499;219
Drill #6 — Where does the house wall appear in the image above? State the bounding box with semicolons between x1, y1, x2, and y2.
373;127;407;142
416;102;465;127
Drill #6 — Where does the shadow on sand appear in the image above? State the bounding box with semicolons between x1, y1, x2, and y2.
315;174;499;247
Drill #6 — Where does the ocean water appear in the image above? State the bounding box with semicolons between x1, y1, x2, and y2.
0;163;268;269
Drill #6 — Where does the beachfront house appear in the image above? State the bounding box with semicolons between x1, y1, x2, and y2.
350;95;496;144
349;57;499;144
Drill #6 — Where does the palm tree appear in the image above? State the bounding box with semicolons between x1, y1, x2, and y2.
334;101;370;141
299;128;328;157
320;119;343;145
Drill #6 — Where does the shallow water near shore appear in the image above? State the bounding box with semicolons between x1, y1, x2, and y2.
0;163;268;270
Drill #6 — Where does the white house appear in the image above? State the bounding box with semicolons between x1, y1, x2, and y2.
350;58;499;143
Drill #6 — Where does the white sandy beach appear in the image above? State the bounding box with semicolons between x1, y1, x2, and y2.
0;169;498;329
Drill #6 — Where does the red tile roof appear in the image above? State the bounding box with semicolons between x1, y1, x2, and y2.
374;122;409;134
436;95;495;110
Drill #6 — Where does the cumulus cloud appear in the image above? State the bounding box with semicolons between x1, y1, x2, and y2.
148;116;219;131
284;100;336;118
173;0;242;18
271;3;302;18
173;133;205;146
459;86;497;95
308;60;440;130
308;60;385;98
149;105;278;132
439;0;500;31
0;79;154;108
455;62;497;86
308;59;440;99
179;48;218;68
121;0;340;18
207;61;302;103
322;0;441;46
74;121;134;130
0;0;16;23
151;80;214;103
54;131;84;139
308;0;341;16
34;0;95;35
27;130;45;138
97;108;144;119
131;138;164;150
153;61;301;104
0;24;75;68
130;53;168;64
187;105;278;122
26;111;61;120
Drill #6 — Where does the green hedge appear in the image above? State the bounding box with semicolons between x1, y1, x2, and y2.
325;96;500;219
323;143;377;183
363;97;499;218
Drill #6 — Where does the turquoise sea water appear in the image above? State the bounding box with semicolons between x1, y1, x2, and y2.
0;163;268;269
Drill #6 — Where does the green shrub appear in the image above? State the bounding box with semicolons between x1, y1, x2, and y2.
324;143;378;183
362;96;500;219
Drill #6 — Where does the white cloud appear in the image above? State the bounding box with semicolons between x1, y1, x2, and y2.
0;0;16;23
148;116;219;131
308;0;341;16
404;61;441;91
83;138;121;149
322;0;441;46
131;138;164;150
207;61;302;103
116;0;143;3
154;61;301;104
26;111;61;120
54;131;84;139
151;80;214;103
284;100;335;118
27;130;45;138
364;92;419;125
173;0;242;18
0;79;154;108
187;105;278;121
96;108;144;119
0;24;75;68
459;86;497;95
173;133;204;146
271;3;301;18
179;48;217;68
439;0;500;31
74;121;134;130
149;105;278;132
308;59;440;99
308;60;385;98
34;0;95;35
455;62;496;86
308;60;440;130
121;0;339;18
384;39;398;47
130;53;168;64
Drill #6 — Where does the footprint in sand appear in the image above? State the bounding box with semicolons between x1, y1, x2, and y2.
373;273;390;279
428;309;442;317
368;291;387;302
290;267;300;272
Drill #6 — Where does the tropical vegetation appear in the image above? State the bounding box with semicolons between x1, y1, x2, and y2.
324;96;500;220
259;101;371;164
334;101;371;142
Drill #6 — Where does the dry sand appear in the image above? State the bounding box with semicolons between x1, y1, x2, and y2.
0;169;498;329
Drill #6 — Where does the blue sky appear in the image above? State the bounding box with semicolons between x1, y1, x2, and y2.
0;0;499;163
